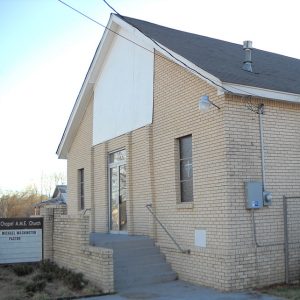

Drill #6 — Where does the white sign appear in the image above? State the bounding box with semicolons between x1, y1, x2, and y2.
0;218;43;264
195;229;206;248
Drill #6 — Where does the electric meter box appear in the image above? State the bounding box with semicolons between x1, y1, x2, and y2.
245;181;263;209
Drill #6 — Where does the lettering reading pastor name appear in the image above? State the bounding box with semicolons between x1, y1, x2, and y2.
2;231;15;235
16;231;37;235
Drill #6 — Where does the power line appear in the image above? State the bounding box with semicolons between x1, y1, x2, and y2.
57;0;154;54
58;0;102;28
58;0;226;94
101;0;261;113
102;1;230;94
58;0;260;113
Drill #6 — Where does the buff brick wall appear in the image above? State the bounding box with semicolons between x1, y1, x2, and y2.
41;207;114;293
93;126;154;236
64;51;300;290
93;141;108;233
42;207;54;261
66;86;154;236
223;95;300;288
150;55;300;289
67;97;93;215
151;53;232;289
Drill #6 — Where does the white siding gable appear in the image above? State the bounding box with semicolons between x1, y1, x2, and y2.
93;26;154;145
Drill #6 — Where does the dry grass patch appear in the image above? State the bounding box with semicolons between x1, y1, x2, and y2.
0;261;103;300
259;283;300;300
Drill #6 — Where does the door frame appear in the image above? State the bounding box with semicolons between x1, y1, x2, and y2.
108;149;127;234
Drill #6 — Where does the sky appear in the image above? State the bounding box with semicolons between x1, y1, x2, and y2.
0;0;299;193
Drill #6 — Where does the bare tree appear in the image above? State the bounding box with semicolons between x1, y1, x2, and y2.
39;172;66;197
0;186;47;217
0;172;66;217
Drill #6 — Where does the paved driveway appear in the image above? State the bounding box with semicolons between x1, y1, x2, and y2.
83;280;283;300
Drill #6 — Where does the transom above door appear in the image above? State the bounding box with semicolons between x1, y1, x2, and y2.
109;149;127;233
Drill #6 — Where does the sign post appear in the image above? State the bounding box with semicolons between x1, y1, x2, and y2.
0;218;43;264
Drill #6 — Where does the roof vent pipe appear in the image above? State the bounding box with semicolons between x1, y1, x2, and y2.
243;40;253;72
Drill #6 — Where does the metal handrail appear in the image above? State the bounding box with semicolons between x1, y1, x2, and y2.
82;208;91;216
146;204;190;254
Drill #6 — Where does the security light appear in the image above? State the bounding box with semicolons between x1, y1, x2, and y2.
198;95;220;112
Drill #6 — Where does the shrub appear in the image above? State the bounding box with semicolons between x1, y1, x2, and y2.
38;260;87;290
64;271;87;290
38;260;58;274
12;264;34;276
33;272;54;282
15;279;26;286
31;293;51;300
25;280;46;294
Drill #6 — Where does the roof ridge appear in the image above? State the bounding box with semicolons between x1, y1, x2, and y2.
119;14;299;61
115;14;300;94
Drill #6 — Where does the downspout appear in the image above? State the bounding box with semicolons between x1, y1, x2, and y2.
258;104;266;192
258;103;272;205
253;104;277;248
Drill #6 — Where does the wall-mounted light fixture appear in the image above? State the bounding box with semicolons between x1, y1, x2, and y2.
198;95;220;112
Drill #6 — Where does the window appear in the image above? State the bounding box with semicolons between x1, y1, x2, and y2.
109;149;126;164
179;135;193;202
78;168;84;210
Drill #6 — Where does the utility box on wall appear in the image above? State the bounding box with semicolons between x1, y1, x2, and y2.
245;181;263;209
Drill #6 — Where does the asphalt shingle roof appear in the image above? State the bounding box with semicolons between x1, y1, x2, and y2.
122;16;300;94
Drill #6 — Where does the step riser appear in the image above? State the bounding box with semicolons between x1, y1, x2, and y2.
96;240;155;249
113;247;161;257
115;263;173;276
90;234;154;247
115;255;166;266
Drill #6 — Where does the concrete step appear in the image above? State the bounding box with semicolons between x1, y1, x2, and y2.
97;239;155;249
116;271;177;290
115;262;173;277
90;233;177;291
90;233;152;247
114;242;177;290
114;253;166;267
113;246;161;258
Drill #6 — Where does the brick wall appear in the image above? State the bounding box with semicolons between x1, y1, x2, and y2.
223;95;300;287
151;53;232;289
64;51;300;290
42;207;54;261
93;126;154;236
67;96;93;215
41;207;114;293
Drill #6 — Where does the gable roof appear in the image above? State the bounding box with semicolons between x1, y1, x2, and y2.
34;185;67;208
52;185;67;199
122;16;300;95
57;14;300;159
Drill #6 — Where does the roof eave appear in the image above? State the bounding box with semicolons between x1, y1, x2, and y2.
56;14;300;160
223;82;300;103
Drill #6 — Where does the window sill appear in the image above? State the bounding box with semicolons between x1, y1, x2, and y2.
176;202;194;209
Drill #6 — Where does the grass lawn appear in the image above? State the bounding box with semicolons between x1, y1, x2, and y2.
259;283;300;300
0;261;103;300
